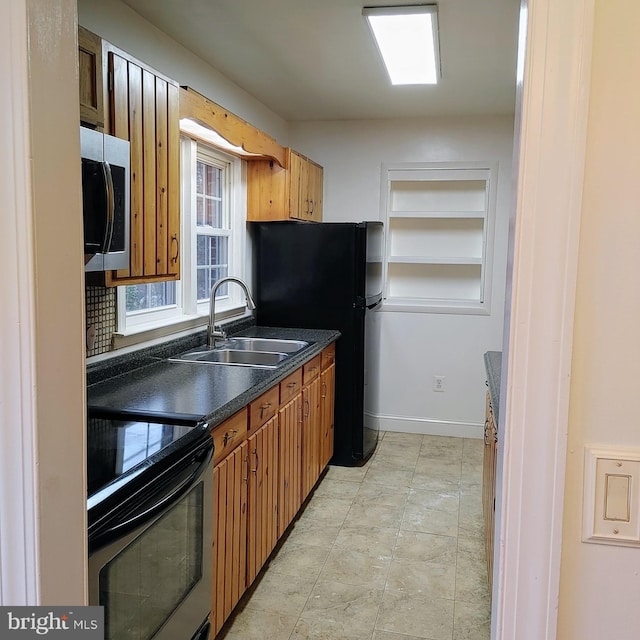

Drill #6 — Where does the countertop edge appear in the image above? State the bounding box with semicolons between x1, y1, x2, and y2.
484;350;502;426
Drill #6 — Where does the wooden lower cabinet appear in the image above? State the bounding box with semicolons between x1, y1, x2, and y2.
320;363;335;469
212;441;248;636
246;415;279;585
301;376;322;501
211;344;336;637
278;394;303;535
482;391;498;594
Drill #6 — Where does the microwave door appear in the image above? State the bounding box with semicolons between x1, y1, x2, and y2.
83;158;109;271
103;134;130;271
103;162;128;271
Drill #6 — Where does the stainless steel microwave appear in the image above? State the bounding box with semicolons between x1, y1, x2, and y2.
81;126;130;272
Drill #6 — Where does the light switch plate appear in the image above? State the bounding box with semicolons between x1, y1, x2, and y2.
583;446;640;547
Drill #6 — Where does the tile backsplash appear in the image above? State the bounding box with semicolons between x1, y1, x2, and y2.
85;285;117;357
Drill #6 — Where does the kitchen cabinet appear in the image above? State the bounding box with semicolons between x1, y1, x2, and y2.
301;355;322;501
208;344;335;638
212;409;249;636
278;391;303;535
320;344;336;469
246;396;279;584
482;390;498;594
247;148;323;222
103;44;180;285
78;26;104;129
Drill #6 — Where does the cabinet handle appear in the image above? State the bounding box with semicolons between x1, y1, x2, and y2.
304;399;310;420
321;382;327;399
260;402;272;419
170;233;179;264
298;405;303;424
243;455;249;483
251;448;259;474
287;382;297;389
223;429;238;446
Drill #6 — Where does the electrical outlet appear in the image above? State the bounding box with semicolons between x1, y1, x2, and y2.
433;375;445;392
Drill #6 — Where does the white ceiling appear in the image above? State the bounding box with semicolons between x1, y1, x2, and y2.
121;0;520;122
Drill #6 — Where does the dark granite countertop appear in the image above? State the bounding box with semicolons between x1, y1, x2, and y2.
87;326;339;430
483;350;502;426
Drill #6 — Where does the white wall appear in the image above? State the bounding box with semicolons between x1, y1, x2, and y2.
557;0;640;636
77;0;289;144
291;117;513;434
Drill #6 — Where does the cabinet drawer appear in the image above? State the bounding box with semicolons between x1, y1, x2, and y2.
280;368;303;405
249;386;279;434
321;344;335;370
303;355;322;384
212;409;248;466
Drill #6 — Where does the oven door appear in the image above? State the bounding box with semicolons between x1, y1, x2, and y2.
88;439;213;640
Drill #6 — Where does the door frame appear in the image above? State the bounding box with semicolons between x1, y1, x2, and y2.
495;0;595;638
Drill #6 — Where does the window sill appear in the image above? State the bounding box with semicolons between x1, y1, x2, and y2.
111;306;249;351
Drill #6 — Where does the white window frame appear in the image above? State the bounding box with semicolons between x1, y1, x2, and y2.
114;137;247;345
181;140;245;317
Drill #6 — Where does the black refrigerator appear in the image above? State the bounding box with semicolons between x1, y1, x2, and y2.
252;220;384;466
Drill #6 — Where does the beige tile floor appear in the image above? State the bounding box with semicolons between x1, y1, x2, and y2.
218;431;490;640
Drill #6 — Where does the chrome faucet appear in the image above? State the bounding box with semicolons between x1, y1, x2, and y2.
207;276;256;348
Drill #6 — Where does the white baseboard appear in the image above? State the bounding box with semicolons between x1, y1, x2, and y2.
367;413;484;439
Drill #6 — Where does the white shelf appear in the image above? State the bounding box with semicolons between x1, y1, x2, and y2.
388;255;482;265
390;210;485;219
383;163;497;314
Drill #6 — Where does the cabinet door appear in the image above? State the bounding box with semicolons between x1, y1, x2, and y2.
309;161;323;222
246;158;289;221
304;160;321;222
288;150;305;220
212;442;248;636
278;393;303;535
301;377;322;501
105;49;180;285
482;392;497;594
247;415;279;585
320;363;335;469
78;27;104;129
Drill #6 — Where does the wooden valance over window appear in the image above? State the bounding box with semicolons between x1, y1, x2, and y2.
179;86;287;168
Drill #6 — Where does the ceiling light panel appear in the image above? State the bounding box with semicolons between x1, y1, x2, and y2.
363;4;440;85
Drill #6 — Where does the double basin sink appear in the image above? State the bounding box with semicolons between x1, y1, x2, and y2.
169;336;309;369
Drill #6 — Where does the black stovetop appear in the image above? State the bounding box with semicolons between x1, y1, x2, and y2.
86;414;209;522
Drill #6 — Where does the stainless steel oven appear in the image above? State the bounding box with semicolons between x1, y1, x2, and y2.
87;416;213;640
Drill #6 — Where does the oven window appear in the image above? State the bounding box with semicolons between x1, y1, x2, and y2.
99;482;204;640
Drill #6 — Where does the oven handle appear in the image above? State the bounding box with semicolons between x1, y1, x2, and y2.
99;442;213;542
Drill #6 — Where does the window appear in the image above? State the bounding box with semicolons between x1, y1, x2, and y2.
116;138;246;338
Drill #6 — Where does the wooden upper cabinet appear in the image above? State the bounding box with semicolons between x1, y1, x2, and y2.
78;26;104;129
247;148;323;222
104;45;180;285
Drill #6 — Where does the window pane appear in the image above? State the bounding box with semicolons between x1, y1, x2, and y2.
126;282;177;312
196;235;228;302
197;160;223;229
196;195;204;226
196;162;204;194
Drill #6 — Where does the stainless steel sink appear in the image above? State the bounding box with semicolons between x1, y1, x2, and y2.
224;337;308;353
171;348;288;368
